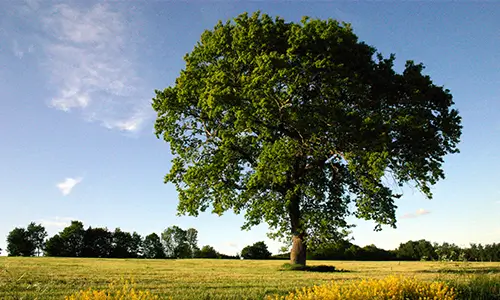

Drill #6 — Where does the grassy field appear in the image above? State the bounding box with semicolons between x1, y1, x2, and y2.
1;257;500;299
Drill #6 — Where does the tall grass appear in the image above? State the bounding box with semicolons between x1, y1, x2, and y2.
427;261;500;299
451;275;500;299
0;262;53;300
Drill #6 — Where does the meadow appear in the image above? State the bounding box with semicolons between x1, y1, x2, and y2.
1;257;500;299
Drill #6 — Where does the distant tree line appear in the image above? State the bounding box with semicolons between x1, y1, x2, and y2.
5;221;241;259
5;222;500;262
281;239;500;262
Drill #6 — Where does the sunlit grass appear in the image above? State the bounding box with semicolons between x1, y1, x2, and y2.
1;257;500;299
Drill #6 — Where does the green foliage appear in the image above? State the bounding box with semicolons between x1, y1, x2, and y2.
452;275;500;300
6;217;499;263
185;228;199;258
161;226;199;258
45;221;85;257
6;227;35;257
45;233;66;257
307;240;396;261
397;240;437;261
61;221;85;257
26;222;48;257
462;243;500;262
82;227;113;258
435;242;462;262
143;233;166;259
131;232;144;258
196;245;219;258
358;244;395;261
241;241;272;259
45;222;146;259
152;11;462;263
5;222;47;257
111;228;135;258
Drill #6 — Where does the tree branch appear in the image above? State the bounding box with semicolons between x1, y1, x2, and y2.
228;144;257;168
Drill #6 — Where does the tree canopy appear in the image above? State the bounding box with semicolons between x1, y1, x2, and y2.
152;12;462;266
82;227;113;258
241;241;272;259
7;227;35;257
161;226;199;258
6;223;47;257
143;233;166;259
197;245;219;258
27;222;48;257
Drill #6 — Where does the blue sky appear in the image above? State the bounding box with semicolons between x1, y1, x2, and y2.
1;1;499;256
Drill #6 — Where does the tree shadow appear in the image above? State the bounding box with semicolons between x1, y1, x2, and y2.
280;263;350;273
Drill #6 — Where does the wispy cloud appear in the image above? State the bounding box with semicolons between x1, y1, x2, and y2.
24;0;41;11
12;40;24;58
11;40;34;59
415;208;430;216
225;242;238;248
38;217;75;229
56;177;82;196
401;208;431;219
38;3;152;132
101;101;152;132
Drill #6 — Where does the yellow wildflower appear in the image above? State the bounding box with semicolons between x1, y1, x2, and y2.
64;278;164;300
268;275;456;300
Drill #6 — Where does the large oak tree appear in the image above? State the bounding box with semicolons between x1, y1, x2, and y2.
152;12;462;266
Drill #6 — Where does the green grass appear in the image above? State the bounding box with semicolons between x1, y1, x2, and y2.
449;274;500;300
1;257;500;299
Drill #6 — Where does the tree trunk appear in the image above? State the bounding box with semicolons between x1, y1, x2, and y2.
290;234;306;266
288;188;306;266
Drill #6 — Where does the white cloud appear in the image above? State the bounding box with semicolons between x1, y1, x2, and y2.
38;217;75;228
401;208;431;219
39;3;152;132
101;102;154;132
106;116;143;132
56;177;82;196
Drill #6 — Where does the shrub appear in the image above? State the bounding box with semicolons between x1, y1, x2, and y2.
64;278;163;300
268;275;456;300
